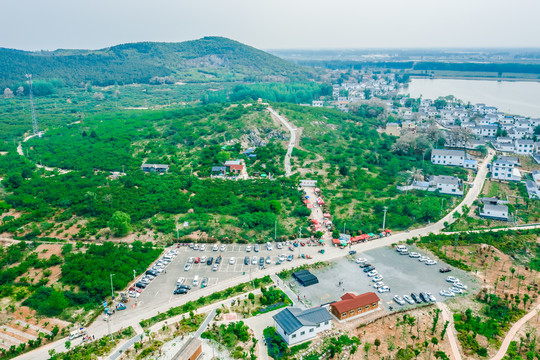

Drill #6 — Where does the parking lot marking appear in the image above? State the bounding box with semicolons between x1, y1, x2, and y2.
154;290;159;297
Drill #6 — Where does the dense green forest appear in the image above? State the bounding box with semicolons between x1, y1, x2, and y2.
0;37;311;89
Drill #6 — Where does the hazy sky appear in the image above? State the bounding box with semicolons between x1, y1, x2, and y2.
3;0;540;51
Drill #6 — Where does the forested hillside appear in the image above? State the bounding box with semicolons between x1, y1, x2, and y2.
0;37;311;89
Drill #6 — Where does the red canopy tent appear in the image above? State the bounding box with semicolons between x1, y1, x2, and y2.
323;213;331;218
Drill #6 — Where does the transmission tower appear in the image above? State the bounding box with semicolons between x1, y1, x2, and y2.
25;74;40;136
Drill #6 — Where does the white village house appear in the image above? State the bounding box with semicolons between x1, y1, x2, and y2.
431;149;477;170
491;159;521;182
273;307;332;346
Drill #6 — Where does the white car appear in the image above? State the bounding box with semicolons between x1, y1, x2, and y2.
212;244;219;251
355;257;367;264
418;256;429;262
426;292;437;302
372;275;384;282
425;260;437;265
246;245;252;252
373;281;385;289
176;277;185;286
265;256;272;264
278;254;286;262
187;257;194;264
184;264;191;271
393;295;405;305
276;243;283;249
267;242;273;251
439;290;455;297
213;264;219;271
446;276;458;283
193;244;199;250
200;244;206;251
220;245;226;251
450;287;463;294
454;282;467;290
408;252;420;258
200;256;207;263
229;257;236;265
403;295;415;304
128;291;140;298
378;286;390;293
367;270;378;277
251;256;257;265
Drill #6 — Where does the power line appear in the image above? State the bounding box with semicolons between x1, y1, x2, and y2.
25;74;40;136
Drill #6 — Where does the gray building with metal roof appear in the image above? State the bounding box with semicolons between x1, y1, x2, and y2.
272;307;332;345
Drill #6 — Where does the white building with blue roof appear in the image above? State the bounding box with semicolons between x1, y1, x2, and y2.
272;307;332;346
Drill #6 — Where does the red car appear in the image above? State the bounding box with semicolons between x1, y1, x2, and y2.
300;242;305;246
194;257;200;264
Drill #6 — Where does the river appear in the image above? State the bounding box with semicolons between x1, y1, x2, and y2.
401;78;540;118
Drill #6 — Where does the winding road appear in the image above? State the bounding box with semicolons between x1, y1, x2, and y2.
268;107;297;177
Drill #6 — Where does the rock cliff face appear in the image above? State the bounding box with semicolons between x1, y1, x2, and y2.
241;128;288;148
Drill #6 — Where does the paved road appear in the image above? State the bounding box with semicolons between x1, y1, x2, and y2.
268;107;296;177
17;133;71;174
491;301;540;360
437;302;462;360
15;149;496;360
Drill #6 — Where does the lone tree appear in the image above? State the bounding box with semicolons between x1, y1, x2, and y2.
108;211;131;237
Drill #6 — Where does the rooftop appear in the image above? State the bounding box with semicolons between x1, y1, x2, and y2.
331;292;380;314
273;307;332;334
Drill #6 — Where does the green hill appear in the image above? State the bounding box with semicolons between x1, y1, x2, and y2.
0;37;311;88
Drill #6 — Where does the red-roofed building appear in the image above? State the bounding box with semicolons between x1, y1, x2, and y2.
330;292;381;321
228;164;245;174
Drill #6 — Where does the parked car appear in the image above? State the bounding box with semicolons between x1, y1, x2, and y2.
266;242;273;251
200;244;206;251
178;284;191;290
229;257;236;265
349;250;357;255
278;254;286;262
373;281;384;288
408;252;420;258
200;256;207;263
439;267;451;273
403;295;415;305
446;276;458;283
287;255;293;261
193;244;199;250
201;277;209;288
246;245;252;252
174;288;188;295
419;292;429;303
378;286;390;293
265;256;272;264
367;270;378;277
440;290;455;297
372;275;384;282
212;244;218;251
193;276;199;286
355;258;367;264
215;256;222;264
418;256;429;262
135;282;147;289
276;242;283;249
184;264;192;271
207;257;214;265
128;291;140;298
259;257;265;266
393;295;405;305
254;244;260;252
450;287;463;294
363;266;375;273
213;264;218;271
244;256;250;265
425;260;437;265
187;257;194;264
426;292;437;302
176;277;185;286
252;256;258;265
454;282;467;290
194;257;200;264
410;293;422;304
359;263;372;268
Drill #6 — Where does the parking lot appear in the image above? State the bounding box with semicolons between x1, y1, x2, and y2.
288;245;479;310
134;242;298;306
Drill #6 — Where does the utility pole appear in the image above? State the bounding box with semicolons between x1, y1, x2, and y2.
382;206;388;231
274;221;277;241
26;74;40;136
343;223;346;234
176;217;179;242
110;274;115;301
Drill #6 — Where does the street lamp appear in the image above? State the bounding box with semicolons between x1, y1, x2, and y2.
110;274;115;301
